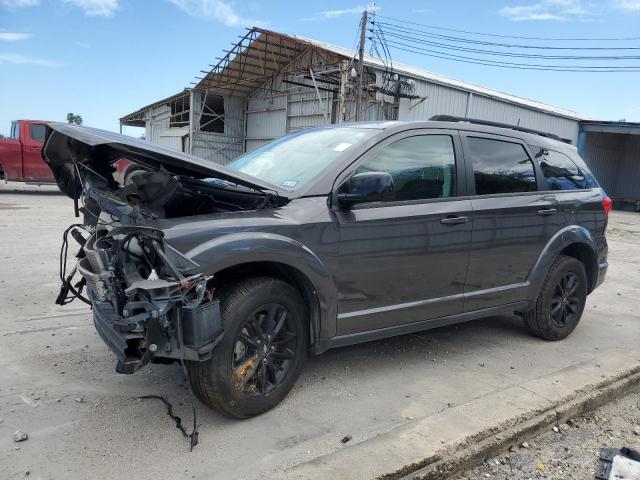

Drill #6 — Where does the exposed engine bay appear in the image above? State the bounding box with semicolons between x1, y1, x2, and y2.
83;168;277;225
56;162;279;374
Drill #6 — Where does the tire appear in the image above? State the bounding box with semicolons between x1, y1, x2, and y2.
188;277;307;418
523;255;588;341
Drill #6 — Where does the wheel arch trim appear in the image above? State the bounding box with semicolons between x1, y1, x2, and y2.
183;232;337;347
527;225;599;302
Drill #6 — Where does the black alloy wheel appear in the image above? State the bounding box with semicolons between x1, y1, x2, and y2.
187;277;307;418
549;272;581;328
231;303;298;397
523;255;587;341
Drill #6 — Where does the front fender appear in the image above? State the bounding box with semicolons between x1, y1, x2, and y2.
183;232;337;344
526;225;599;303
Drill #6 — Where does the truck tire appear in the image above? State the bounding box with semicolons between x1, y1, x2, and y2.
523;255;588;341
188;277;307;418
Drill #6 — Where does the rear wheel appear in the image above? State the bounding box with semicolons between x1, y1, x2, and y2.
523;255;587;340
188;277;307;418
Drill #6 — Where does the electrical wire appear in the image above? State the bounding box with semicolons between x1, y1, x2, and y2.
375;20;640;51
374;14;640;41
379;39;640;72
368;17;640;73
376;29;640;60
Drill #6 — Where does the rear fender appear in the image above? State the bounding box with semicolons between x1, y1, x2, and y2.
184;232;337;344
526;225;599;304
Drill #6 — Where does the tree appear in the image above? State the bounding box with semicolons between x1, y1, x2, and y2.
66;113;83;125
0;133;5;140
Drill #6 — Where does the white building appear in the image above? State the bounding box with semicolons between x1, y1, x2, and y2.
120;27;640;206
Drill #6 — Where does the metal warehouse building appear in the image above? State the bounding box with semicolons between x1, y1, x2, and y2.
120;27;640;206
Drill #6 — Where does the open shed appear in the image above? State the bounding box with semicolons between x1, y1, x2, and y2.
578;121;640;208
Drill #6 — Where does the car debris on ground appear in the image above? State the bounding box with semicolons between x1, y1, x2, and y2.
13;430;29;442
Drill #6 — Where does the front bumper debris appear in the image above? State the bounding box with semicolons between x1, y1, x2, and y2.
78;230;223;374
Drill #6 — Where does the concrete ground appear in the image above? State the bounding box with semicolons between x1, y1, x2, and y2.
0;182;639;480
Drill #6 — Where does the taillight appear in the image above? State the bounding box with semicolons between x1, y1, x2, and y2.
602;195;613;217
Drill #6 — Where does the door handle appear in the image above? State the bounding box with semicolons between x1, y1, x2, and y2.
537;208;558;216
441;215;469;225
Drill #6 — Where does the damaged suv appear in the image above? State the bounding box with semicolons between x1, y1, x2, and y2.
43;118;609;418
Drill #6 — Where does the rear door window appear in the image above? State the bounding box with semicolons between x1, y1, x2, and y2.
355;135;457;201
529;146;591;190
28;123;47;143
467;137;537;195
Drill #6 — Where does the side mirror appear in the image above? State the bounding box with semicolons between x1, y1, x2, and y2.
337;171;394;208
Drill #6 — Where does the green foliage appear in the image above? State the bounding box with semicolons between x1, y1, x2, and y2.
66;113;83;125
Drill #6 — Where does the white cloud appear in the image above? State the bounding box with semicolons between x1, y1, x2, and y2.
612;0;640;11
0;32;31;41
0;0;40;7
168;0;265;27
499;0;590;21
320;2;378;18
0;52;62;67
62;0;118;17
76;41;91;48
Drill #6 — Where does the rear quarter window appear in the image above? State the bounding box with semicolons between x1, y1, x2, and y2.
528;145;597;190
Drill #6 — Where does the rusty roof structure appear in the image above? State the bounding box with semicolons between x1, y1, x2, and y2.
192;28;349;97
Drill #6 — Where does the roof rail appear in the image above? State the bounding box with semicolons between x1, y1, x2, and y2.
429;115;572;144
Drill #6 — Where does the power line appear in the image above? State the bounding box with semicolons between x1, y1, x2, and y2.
375;14;640;42
378;38;640;72
377;29;640;60
375;21;640;51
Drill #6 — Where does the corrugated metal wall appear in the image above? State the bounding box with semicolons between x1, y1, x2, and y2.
245;92;287;152
244;53;337;153
617;135;640;199
144;105;171;146
397;79;580;144
584;132;640;200
582;132;624;196
192;92;245;165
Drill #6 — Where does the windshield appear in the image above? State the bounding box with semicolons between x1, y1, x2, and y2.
227;127;378;190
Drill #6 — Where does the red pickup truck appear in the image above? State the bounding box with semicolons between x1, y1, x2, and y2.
0;120;55;183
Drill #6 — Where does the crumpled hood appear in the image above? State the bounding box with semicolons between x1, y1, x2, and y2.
41;122;287;198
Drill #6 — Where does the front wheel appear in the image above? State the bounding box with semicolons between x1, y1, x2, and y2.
523;255;588;341
188;277;307;418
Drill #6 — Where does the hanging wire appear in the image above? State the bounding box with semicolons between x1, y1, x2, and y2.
377;29;640;60
379;39;640;72
374;14;640;42
368;17;640;73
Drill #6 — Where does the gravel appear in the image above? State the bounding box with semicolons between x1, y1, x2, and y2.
455;390;640;479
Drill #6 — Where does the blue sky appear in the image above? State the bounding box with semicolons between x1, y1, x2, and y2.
1;0;640;137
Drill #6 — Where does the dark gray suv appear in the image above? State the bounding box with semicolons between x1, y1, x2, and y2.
43;118;609;418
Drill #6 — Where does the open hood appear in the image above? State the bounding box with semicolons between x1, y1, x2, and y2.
42;123;287;198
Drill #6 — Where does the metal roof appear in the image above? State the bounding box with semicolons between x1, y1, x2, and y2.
194;28;347;96
120;90;190;126
294;34;589;121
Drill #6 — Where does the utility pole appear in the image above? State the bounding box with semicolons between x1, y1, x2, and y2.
355;9;368;121
337;60;348;123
